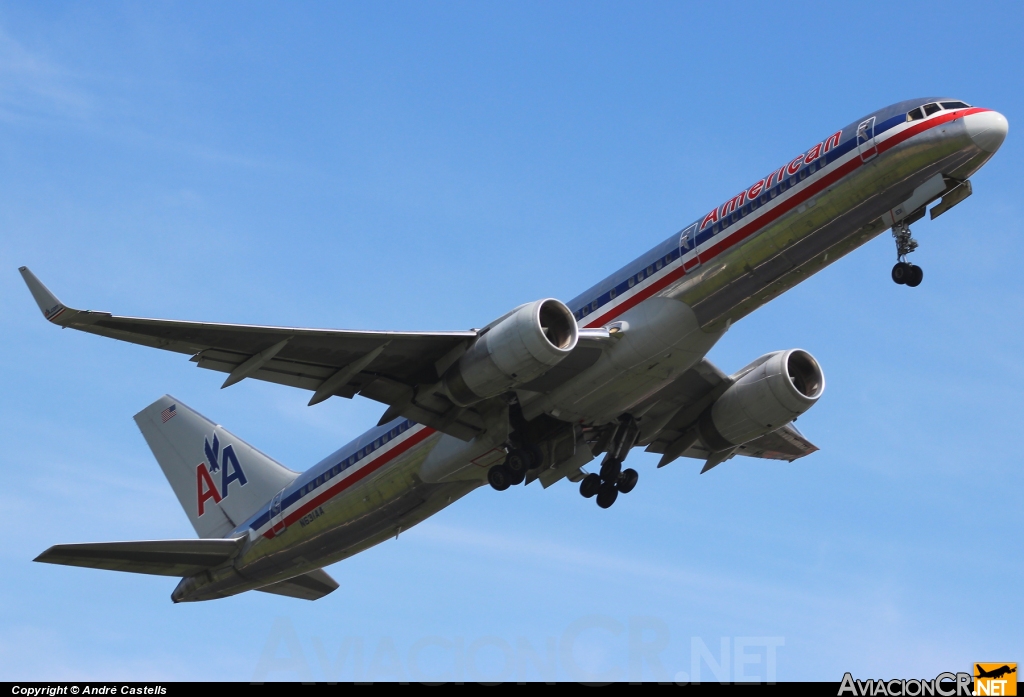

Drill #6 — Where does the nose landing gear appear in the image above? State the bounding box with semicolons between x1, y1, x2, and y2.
891;222;923;287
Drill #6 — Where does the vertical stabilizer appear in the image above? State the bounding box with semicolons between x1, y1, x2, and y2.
135;396;298;538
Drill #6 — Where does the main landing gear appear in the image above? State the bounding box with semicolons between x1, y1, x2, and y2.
891;222;923;287
488;446;542;491
579;465;638;509
579;415;640;509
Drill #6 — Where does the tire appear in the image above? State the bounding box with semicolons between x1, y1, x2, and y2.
526;445;544;470
505;450;528;474
906;265;923;287
891;262;910;284
596;482;619;509
579;473;602;498
618;468;639;494
488;465;511;491
600;457;622;482
508;467;526;486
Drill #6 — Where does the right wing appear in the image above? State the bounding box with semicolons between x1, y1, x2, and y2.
634;358;819;466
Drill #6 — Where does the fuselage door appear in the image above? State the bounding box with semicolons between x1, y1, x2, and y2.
857;117;877;161
270;491;286;536
679;222;701;271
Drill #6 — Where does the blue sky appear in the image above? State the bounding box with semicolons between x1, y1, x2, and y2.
1;0;1021;682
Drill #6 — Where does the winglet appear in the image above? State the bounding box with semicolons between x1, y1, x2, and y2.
18;266;70;323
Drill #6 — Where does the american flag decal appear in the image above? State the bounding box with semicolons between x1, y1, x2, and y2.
161;404;177;423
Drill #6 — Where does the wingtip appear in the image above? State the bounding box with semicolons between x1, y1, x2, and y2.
18;266;69;323
33;546;56;563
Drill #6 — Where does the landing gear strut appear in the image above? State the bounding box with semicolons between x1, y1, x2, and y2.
579;415;640;508
891;222;923;287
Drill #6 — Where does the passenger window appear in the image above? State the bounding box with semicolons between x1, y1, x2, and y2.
609;288;617;299
940;101;969;110
655;260;662;271
907;107;924;121
923;103;940;116
627;277;635;288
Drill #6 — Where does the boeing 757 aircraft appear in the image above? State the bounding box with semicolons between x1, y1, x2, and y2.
21;97;1007;602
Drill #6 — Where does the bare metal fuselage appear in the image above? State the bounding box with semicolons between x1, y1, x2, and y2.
174;99;1001;602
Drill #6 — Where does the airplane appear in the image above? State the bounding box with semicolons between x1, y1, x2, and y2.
975;665;1016;680
20;97;1007;602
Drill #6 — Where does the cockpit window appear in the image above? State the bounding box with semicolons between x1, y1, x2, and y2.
940;101;970;110
923;103;941;116
907;107;924;121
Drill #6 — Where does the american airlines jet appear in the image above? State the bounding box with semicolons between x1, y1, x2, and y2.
20;97;1007;602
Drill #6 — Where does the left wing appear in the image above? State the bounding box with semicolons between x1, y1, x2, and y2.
20;267;490;439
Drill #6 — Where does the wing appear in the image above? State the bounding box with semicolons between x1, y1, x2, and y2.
636;358;819;466
20;267;491;439
34;538;245;577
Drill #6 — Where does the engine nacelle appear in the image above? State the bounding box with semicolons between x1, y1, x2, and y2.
699;349;825;450
443;298;579;407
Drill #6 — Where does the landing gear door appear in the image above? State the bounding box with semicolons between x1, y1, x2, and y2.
857;117;877;161
270;491;286;536
679;222;701;271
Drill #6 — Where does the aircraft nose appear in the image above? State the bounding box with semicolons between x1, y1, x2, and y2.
964;109;1008;153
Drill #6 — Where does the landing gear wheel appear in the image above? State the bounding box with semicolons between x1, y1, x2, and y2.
505;450;529;475
617;468;638;494
488;465;511;491
906;264;923;287
600;457;622;482
508;467;526;486
891;262;911;285
526;445;544;470
579;473;602;498
596;481;619;509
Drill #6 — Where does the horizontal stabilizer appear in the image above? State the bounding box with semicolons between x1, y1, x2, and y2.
34;537;245;577
256;568;339;601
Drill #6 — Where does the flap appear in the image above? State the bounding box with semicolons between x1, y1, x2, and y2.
734;423;819;461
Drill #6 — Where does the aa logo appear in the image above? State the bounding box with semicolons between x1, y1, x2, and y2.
974;663;1016;696
196;434;248;516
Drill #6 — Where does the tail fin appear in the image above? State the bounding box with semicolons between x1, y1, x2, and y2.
135;396;298;538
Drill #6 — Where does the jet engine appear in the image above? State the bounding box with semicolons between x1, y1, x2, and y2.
443;299;579;407
699;349;825;450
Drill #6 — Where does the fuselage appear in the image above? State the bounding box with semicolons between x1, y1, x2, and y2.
173;97;1006;602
